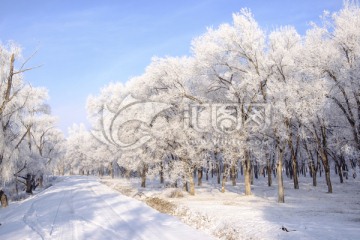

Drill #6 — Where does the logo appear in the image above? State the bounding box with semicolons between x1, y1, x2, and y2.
185;103;271;135
92;95;171;150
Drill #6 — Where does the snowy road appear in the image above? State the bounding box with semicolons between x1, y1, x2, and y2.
0;176;213;240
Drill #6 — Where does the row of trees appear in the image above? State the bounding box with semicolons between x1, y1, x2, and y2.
65;3;360;203
0;42;65;201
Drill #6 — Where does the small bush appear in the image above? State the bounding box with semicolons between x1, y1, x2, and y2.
168;189;184;198
174;206;213;230
133;191;146;199
9;192;28;202
213;222;243;240
145;197;176;214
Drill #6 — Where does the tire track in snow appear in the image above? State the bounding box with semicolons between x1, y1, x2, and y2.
19;178;127;240
17;179;70;240
53;185;126;239
4;177;212;240
91;182;188;240
49;188;88;240
23;200;48;240
75;213;128;239
89;185;146;240
22;178;73;240
49;191;67;236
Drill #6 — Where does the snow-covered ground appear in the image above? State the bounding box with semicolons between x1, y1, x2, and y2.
102;175;360;240
0;176;213;240
1;175;359;240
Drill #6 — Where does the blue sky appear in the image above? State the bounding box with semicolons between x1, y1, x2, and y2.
0;0;343;134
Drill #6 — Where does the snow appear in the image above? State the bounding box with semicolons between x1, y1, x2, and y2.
1;175;359;240
0;176;213;240
102;176;360;240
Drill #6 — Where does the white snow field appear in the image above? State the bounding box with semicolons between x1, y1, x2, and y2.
102;176;360;240
0;176;213;240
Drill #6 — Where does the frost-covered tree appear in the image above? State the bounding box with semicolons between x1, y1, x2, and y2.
295;2;360;192
83;2;360;202
267;26;329;199
30;115;64;186
65;124;106;175
191;9;268;195
0;42;64;196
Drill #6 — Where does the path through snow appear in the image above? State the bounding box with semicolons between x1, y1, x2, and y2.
0;176;213;240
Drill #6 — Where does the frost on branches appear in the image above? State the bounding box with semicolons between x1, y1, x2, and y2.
66;3;360;203
0;43;64;201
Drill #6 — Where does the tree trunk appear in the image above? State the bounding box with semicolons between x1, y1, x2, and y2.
286;161;291;179
292;155;299;189
277;146;285;203
318;147;332;193
230;165;236;186
140;164;148;188
160;162;164;184
316;121;332;193
307;148;317;187
335;164;338;174
197;168;203;186
61;165;65;175
221;174;227;193
244;151;251;196
110;162;114;179
325;165;332;193
25;174;33;194
217;164;221;184
336;162;344;183
2;54;15;106
250;161;254;185
188;171;195;195
267;158;272;187
254;163;259;179
311;162;317;187
287;119;299;189
182;176;188;192
38;174;43;188
15;179;19;196
221;165;228;193
0;190;8;208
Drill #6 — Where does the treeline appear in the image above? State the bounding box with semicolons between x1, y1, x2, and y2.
0;43;65;205
64;3;360;203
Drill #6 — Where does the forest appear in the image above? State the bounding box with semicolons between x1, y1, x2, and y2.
1;2;360;205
